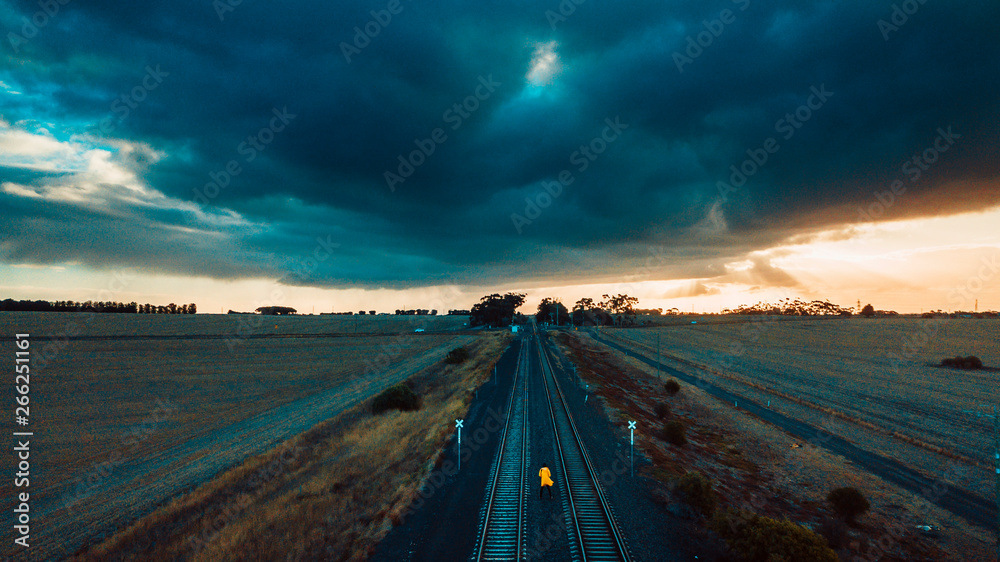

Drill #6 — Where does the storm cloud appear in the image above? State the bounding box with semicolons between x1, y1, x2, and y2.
2;0;998;290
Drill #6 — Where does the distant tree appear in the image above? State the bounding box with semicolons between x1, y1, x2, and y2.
470;292;526;327
256;306;297;315
536;297;570;325
860;304;875;318
188;303;197;314
167;303;177;314
600;293;639;326
573;297;596;325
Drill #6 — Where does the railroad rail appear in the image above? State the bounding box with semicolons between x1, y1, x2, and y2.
474;335;529;561
535;328;632;562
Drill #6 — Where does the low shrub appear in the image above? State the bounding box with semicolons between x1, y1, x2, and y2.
827;486;870;522
710;509;838;562
664;379;681;395
445;347;471;364
654;402;671;419
662;420;687;446
371;384;421;415
674;471;717;517
941;355;983;370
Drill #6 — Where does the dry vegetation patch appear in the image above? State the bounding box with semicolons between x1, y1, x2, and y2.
551;331;987;561
74;332;511;561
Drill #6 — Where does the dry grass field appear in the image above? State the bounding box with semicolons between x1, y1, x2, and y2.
551;330;994;561
73;331;512;561
0;312;475;560
603;317;999;497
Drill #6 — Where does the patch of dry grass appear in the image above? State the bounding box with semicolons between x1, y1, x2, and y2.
74;331;511;561
552;331;993;562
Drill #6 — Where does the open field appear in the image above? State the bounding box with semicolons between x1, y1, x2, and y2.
73;331;512;561
551;330;995;561
0;312;476;560
602;317;999;499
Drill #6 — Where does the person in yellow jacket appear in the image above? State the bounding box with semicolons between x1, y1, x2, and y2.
539;463;553;499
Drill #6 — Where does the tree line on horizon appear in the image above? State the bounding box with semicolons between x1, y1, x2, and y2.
0;298;196;314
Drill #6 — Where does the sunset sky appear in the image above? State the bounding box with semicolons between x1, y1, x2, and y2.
1;1;998;314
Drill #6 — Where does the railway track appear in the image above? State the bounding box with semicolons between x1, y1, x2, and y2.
474;326;632;561
474;336;529;561
535;328;632;562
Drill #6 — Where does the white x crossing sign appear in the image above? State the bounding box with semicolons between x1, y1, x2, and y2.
628;420;637;477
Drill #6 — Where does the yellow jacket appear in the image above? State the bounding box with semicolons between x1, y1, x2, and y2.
539;466;553;487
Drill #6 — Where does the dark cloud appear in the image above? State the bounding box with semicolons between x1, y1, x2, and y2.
2;0;998;289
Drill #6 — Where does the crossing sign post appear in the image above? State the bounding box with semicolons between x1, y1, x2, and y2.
628;421;637;477
456;419;464;469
